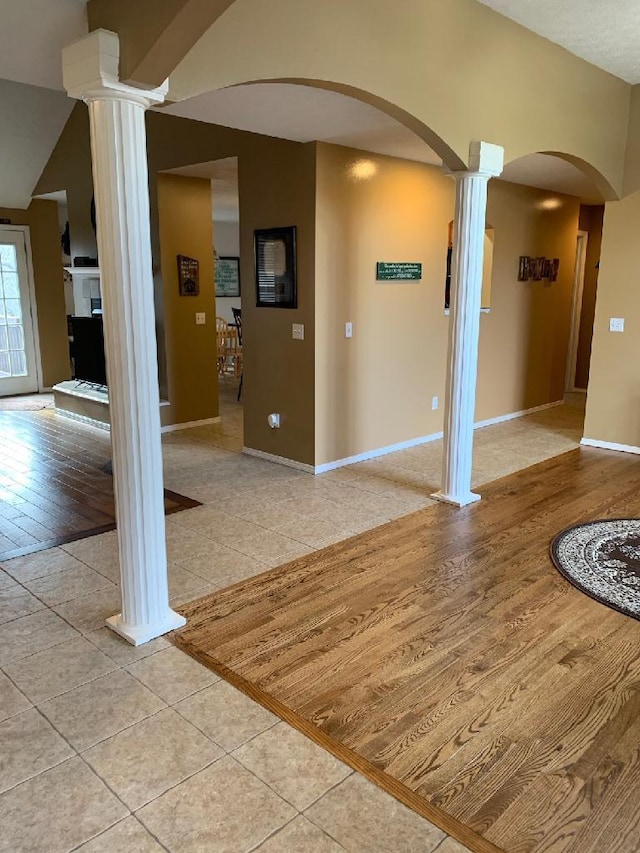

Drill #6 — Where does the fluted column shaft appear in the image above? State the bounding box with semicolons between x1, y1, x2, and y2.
63;30;185;643
433;142;504;508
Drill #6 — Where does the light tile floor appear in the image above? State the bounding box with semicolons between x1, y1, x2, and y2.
0;383;585;852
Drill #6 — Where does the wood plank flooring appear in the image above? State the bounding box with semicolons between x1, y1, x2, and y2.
0;410;199;560
173;447;640;853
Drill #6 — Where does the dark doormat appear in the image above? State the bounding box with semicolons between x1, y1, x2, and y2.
551;518;640;620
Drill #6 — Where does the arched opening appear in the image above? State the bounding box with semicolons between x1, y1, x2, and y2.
489;150;609;449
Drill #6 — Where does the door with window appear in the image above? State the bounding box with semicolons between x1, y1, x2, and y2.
0;228;38;396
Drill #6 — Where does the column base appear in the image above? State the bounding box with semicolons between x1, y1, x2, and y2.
431;490;481;508
106;609;187;646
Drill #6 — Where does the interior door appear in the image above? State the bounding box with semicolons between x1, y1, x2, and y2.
0;229;38;396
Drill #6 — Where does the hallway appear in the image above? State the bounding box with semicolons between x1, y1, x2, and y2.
0;398;585;852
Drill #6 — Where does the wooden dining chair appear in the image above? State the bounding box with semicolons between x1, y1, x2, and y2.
232;307;243;401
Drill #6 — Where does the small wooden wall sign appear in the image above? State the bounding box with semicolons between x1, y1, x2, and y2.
177;254;199;296
518;256;559;282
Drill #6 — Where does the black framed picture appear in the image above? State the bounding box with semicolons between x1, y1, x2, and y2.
254;226;297;308
215;256;241;297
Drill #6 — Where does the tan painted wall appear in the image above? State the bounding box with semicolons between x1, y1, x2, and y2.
170;0;629;197
238;143;317;465
156;174;218;425
575;205;604;389
315;144;579;465
37;107;317;451
0;201;70;388
584;194;640;447
623;86;640;196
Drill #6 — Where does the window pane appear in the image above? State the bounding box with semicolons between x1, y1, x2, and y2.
0;245;17;272
0;301;6;325
1;273;19;299
0;351;10;377
9;350;26;376
0;326;7;351
8;324;24;351
4;299;22;324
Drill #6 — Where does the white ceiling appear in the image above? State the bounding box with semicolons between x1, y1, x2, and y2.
162;84;443;166
477;0;640;84
0;0;87;91
166;158;240;223
163;83;604;202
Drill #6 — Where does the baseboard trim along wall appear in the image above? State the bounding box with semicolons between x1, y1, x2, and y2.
580;438;640;455
244;400;565;475
161;417;221;434
242;447;316;474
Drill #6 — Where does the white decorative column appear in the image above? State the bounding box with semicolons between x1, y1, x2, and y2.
63;30;185;644
432;141;504;508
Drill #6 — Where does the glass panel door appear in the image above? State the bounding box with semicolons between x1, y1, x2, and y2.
0;229;38;396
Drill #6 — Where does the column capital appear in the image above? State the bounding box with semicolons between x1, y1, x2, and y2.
62;29;167;107
445;141;505;181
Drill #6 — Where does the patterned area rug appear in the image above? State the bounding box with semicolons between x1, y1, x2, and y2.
551;518;640;620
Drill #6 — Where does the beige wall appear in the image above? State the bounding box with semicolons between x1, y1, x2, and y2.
157;173;218;425
36;107;318;450
315;144;580;466
584;193;640;447
0;201;70;389
239;143;317;465
575;205;604;389
170;0;629;198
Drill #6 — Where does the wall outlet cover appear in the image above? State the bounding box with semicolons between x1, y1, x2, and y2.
431;396;439;411
195;312;206;325
292;323;305;340
609;317;624;333
345;321;353;338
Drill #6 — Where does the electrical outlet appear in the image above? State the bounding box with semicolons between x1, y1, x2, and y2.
431;396;439;411
609;317;624;333
195;312;206;325
292;323;305;340
345;321;353;338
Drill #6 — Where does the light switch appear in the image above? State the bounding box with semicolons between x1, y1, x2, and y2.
609;317;624;333
292;323;305;340
195;312;206;325
345;321;353;338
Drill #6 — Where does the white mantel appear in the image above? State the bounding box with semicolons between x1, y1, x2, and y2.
64;266;101;316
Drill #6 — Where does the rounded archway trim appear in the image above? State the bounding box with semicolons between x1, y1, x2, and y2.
219;77;466;173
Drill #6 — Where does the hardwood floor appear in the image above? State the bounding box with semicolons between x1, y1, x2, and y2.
174;446;640;853
0;410;199;560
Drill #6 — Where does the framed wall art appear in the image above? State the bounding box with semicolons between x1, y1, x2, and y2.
254;226;297;308
215;255;241;297
177;254;199;296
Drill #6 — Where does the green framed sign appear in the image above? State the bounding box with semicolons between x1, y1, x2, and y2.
376;262;422;281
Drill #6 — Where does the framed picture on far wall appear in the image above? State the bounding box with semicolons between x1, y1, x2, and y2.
215;256;241;297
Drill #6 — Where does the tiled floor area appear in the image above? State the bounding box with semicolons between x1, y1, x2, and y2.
0;384;585;852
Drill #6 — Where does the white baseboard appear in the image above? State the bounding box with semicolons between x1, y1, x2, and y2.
242;446;316;474
315;399;565;474
315;430;444;474
473;399;563;430
580;438;640;455
161;416;221;434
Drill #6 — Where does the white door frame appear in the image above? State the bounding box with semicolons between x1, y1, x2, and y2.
0;224;44;393
565;230;589;394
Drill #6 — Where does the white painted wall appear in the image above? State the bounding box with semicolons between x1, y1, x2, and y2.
213;218;241;323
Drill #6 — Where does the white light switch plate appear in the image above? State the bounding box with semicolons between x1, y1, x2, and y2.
292;323;305;340
195;312;206;325
345;322;353;338
609;317;624;333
